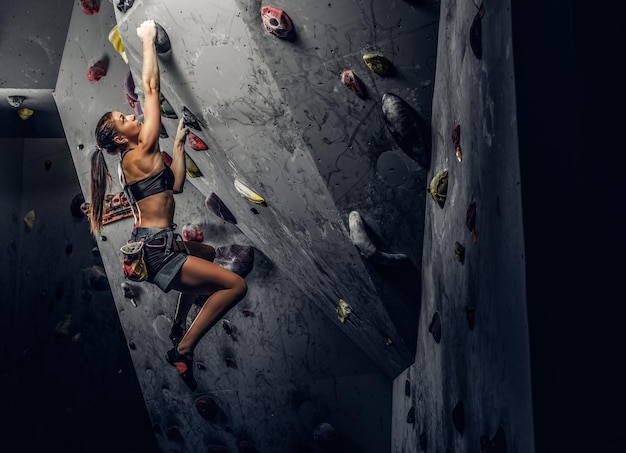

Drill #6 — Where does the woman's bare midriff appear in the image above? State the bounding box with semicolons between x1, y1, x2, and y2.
133;190;176;228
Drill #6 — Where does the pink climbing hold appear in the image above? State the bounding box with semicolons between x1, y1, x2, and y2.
80;0;99;15
261;6;294;38
87;61;106;82
340;70;364;98
182;223;204;242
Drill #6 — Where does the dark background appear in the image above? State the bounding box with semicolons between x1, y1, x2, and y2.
514;0;625;451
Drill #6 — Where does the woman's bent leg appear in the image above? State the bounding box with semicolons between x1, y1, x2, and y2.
170;255;247;354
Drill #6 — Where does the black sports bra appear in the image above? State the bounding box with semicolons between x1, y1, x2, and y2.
123;166;175;203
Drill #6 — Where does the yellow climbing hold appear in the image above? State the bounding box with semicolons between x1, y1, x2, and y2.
429;169;449;208
336;299;352;323
184;152;202;178
108;25;129;64
363;53;392;76
234;179;266;206
23;210;35;229
18;108;34;120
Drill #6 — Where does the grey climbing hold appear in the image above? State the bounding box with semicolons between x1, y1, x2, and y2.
429;312;441;343
205;192;237;224
154;22;171;53
381;93;431;169
348;211;408;265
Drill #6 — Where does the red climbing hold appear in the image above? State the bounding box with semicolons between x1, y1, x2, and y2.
188;131;208;151
340;70;364;98
80;0;99;15
87;61;106;82
261;6;294;38
181;223;204;242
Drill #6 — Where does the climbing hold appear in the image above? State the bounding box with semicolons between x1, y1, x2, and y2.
159;123;168;138
214;244;255;278
71;332;83;344
70;193;86;219
452;400;465;434
65;243;73;256
452;124;462;161
407;406;416;424
185;152;202;177
23;210;35;229
188;131;208;151
340;69;364;98
7;95;25;108
87;61;107;82
195;395;218;421
112;0;134;13
80;0;99;15
363;53;392;76
234;179;267;206
181;223;204;242
55;314;72;336
205;192;237;224
154;22;171;54
128;341;136;350
454;241;465;264
429;169;448;208
161;152;172;167
429;312;441;343
381;93;431;168
336;299;352;323
261;6;294;39
124;71;143;115
121;282;137;307
470;4;485;60
18;108;34;120
159;94;177;119
108;25;128;64
313;422;337;445
181;106;202;131
466;201;477;243
222;319;233;336
44;159;52;170
87;265;110;291
405;379;411;396
348;211;408;264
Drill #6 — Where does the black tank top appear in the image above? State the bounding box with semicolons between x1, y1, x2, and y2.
123;166;175;204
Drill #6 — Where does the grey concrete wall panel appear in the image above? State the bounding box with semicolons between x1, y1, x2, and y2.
391;1;534;452
55;2;396;451
103;0;441;379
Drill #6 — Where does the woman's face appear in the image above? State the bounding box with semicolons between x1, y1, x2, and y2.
111;111;141;143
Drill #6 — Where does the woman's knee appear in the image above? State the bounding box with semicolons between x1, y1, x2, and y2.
232;275;248;300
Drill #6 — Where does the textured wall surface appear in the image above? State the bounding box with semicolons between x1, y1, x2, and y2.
391;1;534;452
52;0;534;452
53;1;432;451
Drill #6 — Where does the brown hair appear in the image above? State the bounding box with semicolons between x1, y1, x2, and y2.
89;112;124;236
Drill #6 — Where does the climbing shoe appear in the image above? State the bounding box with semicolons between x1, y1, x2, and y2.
168;322;186;348
166;347;197;391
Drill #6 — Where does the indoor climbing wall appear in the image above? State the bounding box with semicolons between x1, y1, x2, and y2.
391;1;534;452
53;1;440;451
